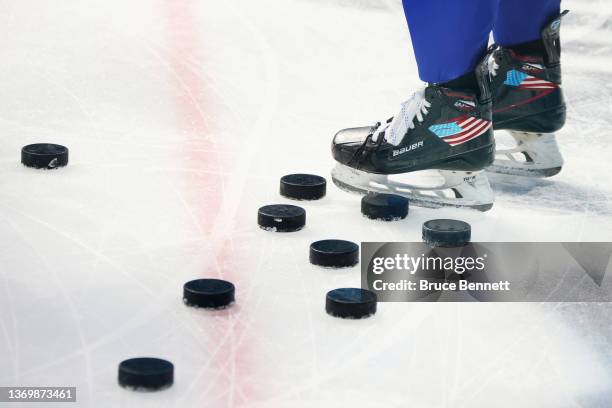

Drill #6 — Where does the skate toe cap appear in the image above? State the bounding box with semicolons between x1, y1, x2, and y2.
332;126;375;146
332;142;359;165
332;126;376;165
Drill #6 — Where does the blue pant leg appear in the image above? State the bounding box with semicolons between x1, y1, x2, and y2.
402;0;498;83
493;0;561;46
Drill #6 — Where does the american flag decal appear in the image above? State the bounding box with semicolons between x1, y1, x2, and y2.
428;116;491;146
504;69;557;89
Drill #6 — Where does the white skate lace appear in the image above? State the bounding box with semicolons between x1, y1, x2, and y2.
371;87;431;146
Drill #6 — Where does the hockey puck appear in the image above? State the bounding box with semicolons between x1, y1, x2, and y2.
183;278;235;309
422;219;471;247
325;288;377;319
361;193;408;221
280;174;326;200
118;357;174;391
258;204;305;232
21;143;69;169
310;239;359;268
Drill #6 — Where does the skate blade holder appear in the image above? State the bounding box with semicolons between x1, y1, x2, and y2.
490;131;563;177
332;164;494;211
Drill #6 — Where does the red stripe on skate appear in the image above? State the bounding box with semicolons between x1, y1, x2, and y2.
447;122;490;145
520;84;557;89
523;78;551;83
520;78;557;89
164;1;256;405
457;118;484;133
457;116;476;127
443;119;487;141
447;122;491;145
493;88;556;114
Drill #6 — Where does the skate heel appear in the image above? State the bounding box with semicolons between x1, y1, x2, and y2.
496;104;566;134
488;131;563;177
441;142;495;172
536;105;566;133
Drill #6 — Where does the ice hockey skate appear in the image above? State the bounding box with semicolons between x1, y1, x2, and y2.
331;62;495;211
488;11;568;177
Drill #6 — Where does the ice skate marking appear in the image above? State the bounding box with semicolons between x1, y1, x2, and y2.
428;116;491;146
504;69;557;90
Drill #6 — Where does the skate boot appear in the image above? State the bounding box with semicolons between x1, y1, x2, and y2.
331;59;495;211
488;10;568;177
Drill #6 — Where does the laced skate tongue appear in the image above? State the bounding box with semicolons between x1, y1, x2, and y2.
371;88;431;146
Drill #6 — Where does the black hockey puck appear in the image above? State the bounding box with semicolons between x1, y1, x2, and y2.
258;204;305;232
422;219;471;247
183;278;235;309
21;143;69;169
280;174;326;200
325;288;377;319
310;240;359;268
361;193;408;221
118;357;174;391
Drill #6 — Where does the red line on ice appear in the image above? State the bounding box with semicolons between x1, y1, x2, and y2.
163;1;256;405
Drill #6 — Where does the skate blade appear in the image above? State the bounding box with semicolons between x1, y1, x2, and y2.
489;131;563;178
331;164;494;212
487;163;562;177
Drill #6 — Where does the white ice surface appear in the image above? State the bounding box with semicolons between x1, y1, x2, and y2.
0;0;611;407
